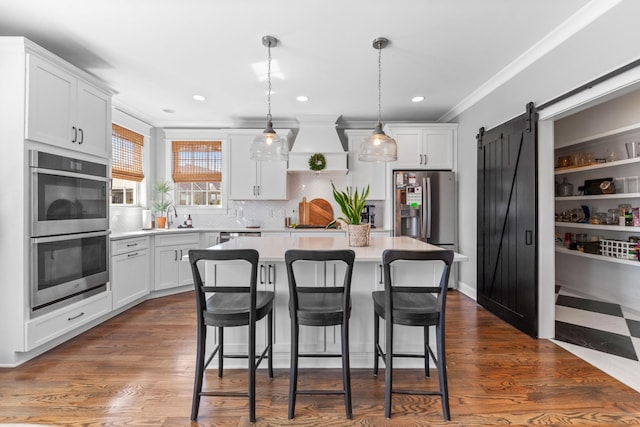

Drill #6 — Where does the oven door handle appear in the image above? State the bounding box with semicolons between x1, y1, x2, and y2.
31;230;111;244
32;167;110;183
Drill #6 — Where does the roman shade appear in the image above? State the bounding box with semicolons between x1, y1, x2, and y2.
112;124;144;182
172;141;222;183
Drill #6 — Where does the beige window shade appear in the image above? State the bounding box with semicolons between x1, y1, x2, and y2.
112;124;144;182
172;141;222;182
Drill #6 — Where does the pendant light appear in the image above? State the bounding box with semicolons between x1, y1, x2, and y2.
250;36;288;161
359;37;398;162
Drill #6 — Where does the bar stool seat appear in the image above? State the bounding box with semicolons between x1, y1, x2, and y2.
285;249;356;420
188;249;274;423
372;249;454;420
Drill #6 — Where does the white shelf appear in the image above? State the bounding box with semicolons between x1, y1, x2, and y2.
554;156;640;175
555;246;639;266
555;222;640;232
556;192;640;201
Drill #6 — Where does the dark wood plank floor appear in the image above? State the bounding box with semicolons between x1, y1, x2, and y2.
1;290;639;426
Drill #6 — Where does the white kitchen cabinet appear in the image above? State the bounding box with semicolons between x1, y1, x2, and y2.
111;237;151;310
346;129;387;200
25;290;112;351
154;233;201;291
201;232;221;248
228;133;289;200
385;124;456;170
26;53;111;158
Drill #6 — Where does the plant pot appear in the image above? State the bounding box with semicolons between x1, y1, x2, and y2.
156;216;167;229
347;223;370;247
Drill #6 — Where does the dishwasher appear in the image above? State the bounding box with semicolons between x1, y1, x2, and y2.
219;231;262;243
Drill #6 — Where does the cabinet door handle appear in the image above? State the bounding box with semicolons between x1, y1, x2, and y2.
78;128;84;144
127;252;139;258
268;264;274;284
423;153;427;164
68;311;85;321
216;236;220;245
253;185;256;196
126;242;138;247
259;264;265;284
174;250;178;261
378;264;383;285
72;126;77;143
257;185;261;196
180;249;183;259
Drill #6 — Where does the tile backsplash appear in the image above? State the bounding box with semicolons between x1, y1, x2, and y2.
110;173;385;232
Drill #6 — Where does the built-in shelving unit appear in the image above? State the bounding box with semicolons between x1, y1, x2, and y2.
555;222;640;232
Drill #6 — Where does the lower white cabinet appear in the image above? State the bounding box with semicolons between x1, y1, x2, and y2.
111;237;150;310
25;290;112;351
154;233;201;291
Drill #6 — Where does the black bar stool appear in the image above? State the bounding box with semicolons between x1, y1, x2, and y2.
372;249;454;420
188;249;274;423
284;249;356;419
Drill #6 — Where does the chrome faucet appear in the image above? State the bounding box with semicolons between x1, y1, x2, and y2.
166;205;178;228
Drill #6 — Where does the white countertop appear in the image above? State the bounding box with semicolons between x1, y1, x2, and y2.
207;236;468;262
110;227;390;241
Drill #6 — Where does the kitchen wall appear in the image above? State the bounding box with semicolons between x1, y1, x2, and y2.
452;0;640;337
109;134;385;233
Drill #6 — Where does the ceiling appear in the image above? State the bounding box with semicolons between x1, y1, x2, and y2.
0;0;595;128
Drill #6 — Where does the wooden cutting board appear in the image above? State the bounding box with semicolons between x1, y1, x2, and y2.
298;197;334;226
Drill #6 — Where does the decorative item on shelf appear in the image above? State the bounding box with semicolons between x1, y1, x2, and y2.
308;153;326;171
359;37;397;162
152;180;173;229
557;177;573;197
250;35;288;162
330;181;371;246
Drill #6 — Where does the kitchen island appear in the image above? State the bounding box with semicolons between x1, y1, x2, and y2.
200;236;467;368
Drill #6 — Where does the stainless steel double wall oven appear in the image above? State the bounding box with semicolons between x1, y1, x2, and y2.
29;150;110;314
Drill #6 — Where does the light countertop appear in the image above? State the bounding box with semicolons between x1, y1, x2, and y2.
207;236;468;262
110;227;390;241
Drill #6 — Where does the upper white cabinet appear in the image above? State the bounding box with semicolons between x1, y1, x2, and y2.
385;123;457;170
346;130;386;200
228;132;289;200
26;53;111;158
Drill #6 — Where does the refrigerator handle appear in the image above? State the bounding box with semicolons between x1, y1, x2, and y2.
423;176;432;239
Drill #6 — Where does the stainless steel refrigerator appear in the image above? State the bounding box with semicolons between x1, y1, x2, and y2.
392;170;456;251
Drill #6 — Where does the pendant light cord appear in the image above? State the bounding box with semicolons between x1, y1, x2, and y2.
267;40;272;123
377;43;382;126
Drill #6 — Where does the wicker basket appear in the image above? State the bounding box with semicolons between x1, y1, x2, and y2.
347;223;370;247
600;239;638;260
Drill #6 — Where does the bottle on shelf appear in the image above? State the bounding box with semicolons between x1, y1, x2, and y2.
557;177;573;197
186;214;193;227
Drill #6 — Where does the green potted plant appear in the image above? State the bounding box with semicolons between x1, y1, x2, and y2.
152;180;173;228
331;181;371;246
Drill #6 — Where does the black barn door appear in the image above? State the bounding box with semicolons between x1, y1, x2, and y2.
477;102;538;338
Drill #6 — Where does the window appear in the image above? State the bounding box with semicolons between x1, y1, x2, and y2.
111;124;144;205
172;141;222;206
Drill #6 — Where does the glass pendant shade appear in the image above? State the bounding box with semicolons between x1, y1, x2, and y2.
250;120;288;161
358;123;397;162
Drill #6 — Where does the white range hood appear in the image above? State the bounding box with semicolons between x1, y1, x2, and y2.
287;115;348;173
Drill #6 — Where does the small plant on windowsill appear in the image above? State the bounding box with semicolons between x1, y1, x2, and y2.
152;180;173;228
330;181;370;246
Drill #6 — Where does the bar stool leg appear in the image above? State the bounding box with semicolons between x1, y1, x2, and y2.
288;320;299;419
373;311;380;376
191;323;206;420
268;311;274;378
341;322;353;419
424;325;430;377
218;326;224;377
384;317;393;419
436;321;450;420
248;320;256;423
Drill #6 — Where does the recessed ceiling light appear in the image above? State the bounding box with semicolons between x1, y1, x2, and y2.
411;96;425;103
163;108;176;113
193;95;206;101
296;95;309;102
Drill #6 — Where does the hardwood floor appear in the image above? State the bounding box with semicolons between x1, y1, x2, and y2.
1;290;639;426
